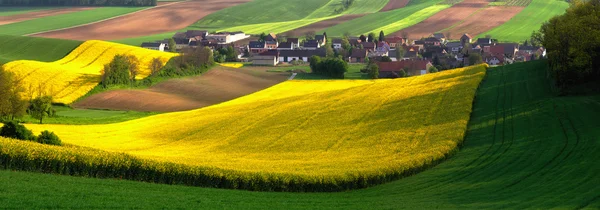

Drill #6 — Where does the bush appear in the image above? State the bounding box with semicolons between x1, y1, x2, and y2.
0;121;35;141
36;131;62;146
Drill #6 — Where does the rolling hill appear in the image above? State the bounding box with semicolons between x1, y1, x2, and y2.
0;35;81;64
1;60;599;208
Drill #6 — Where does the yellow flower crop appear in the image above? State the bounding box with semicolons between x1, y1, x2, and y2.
218;63;244;68
25;65;487;182
2;40;177;104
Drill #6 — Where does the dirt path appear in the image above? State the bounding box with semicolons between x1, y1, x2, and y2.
390;0;489;39
380;0;411;12
33;0;251;41
444;6;525;39
0;7;93;25
285;14;366;36
73;67;289;112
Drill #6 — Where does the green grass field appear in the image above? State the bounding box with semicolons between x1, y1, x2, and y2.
1;60;599;208
0;7;147;35
322;0;446;36
0;35;81;64
478;0;569;42
19;106;157;125
0;7;56;16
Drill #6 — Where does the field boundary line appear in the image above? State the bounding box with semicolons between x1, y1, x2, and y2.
288;73;297;80
25;0;189;36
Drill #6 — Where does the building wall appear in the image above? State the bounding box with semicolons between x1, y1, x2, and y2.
253;56;277;66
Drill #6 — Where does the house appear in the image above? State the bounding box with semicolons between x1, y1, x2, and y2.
265;41;278;49
485;55;504;65
477;38;492;46
303;40;321;49
499;43;519;58
252;50;279;66
422;46;446;59
277;42;293;50
287;38;300;49
332;38;343;49
315;32;327;44
461;34;473;46
402;45;421;59
374;42;391;57
265;33;277;42
385;36;406;48
446;42;463;53
141;42;166;51
377;60;433;78
349;49;368;63
173;30;208;40
360;42;376;51
249;41;267;54
424;37;441;46
433;33;446;42
278;49;326;63
516;46;546;62
206;32;250;44
413;40;425;49
173;38;191;50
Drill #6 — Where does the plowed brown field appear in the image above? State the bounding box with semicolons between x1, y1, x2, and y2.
0;7;92;25
380;0;411;12
73;67;289;112
444;6;524;39
391;0;489;39
33;0;251;41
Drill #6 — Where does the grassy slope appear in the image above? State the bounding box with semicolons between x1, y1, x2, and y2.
2;61;599;208
477;0;569;42
0;7;56;16
0;7;147;35
321;0;445;36
0;35;81;64
19;106;157;125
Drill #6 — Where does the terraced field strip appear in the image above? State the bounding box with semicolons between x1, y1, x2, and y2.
391;0;488;39
0;7;146;36
1;61;599;208
477;0;568;42
0;7;92;25
380;0;411;11
0;35;82;64
322;0;445;36
33;0;252;41
0;7;53;16
19;65;486;191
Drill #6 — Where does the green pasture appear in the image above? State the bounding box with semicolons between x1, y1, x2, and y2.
18;106;157;125
0;35;81;64
0;7;56;16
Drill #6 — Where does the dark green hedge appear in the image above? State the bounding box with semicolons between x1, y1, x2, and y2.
0;0;156;6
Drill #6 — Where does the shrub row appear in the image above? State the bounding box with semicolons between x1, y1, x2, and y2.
0;137;458;192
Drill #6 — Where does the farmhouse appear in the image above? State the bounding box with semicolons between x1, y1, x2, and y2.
277;42;293;50
377;60;433;78
332;38;343;49
373;42;390;57
252;50;279;66
350;49;368;63
278;49;326;63
141;42;166;52
485;55;504;65
303;40;321;49
287;38;300;49
385;36;405;48
446;42;463;53
432;33;446;42
460;33;473;46
249;41;268;54
206;31;250;44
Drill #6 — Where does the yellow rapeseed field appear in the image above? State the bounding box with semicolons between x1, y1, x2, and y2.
26;65;487;180
218;63;244;68
2;40;177;104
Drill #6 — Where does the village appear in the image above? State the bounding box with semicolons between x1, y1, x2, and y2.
141;30;546;78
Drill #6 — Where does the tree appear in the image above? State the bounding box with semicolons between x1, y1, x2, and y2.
309;55;321;74
37;130;62;146
149;57;164;76
258;33;267;42
0;67;28;120
469;53;483;66
396;45;405;60
367;63;379;79
378;30;385;42
0;121;35;141
101;54;132;88
168;38;176;52
368;32;376;43
343;32;352;39
29;96;53;124
428;66;439;73
381;56;392;62
325;44;335;58
305;31;316;40
341;37;351;51
125;55;140;84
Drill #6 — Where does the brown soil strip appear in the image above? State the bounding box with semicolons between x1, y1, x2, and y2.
73;67;289;112
0;7;93;26
285;14;366;37
380;0;411;12
390;0;489;39
444;6;525;39
33;0;251;41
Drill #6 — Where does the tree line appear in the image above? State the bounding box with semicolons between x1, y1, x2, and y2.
0;0;156;6
535;0;600;92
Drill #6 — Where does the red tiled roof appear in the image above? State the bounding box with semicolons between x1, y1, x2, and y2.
377;60;431;72
490;45;505;55
385;36;405;44
351;49;367;58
